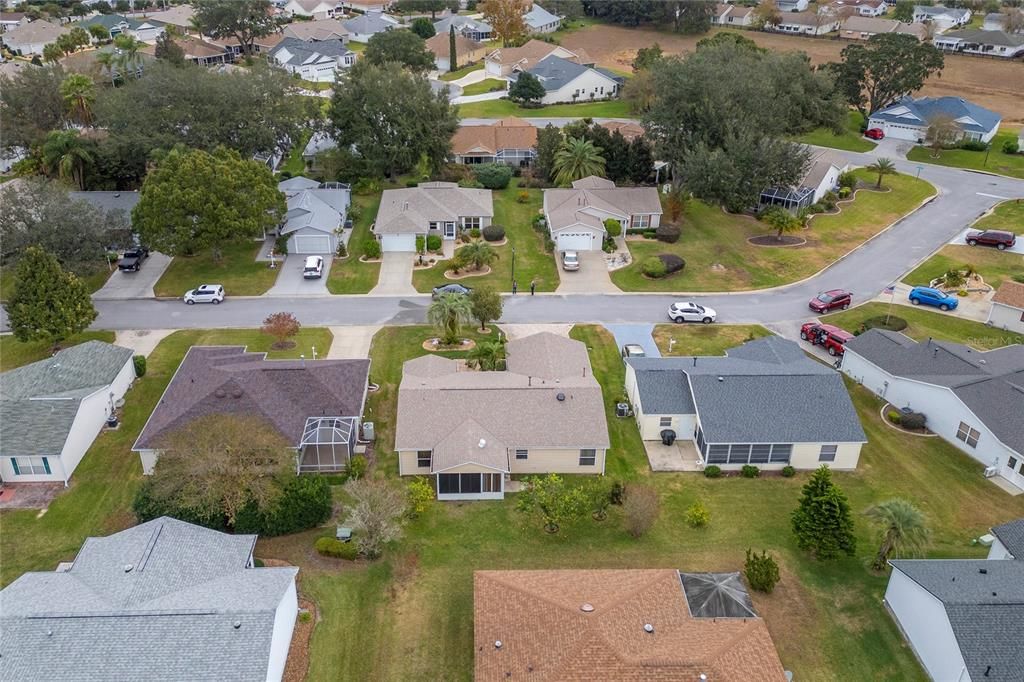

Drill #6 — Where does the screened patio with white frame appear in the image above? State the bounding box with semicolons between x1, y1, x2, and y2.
297;416;358;473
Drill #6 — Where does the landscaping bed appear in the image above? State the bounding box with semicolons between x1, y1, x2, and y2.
902;244;1023;292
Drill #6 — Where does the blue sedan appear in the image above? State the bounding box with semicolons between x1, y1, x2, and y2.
908;286;958;311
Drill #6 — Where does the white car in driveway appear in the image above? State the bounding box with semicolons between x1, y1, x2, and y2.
303;256;324;279
667;301;717;324
183;284;225;305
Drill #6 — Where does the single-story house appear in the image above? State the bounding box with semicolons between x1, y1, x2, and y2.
711;3;733;25
523;2;561;33
0;517;299;682
842;329;1024;490
283;17;350;43
341;0;389;11
301;130;338;171
0;341;135;485
771;10;840;35
0;12;29;33
73;14;166;42
138;34;229;65
868;95;1002;144
434;14;492;42
543;176;661;252
778;0;810;11
341;11;399;42
395;333;610;500
277;175;350;254
983;10;1023;32
883;518;1024;682
451;116;538;166
140;4;196;33
508;54;621;105
269;37;355;82
426;30;487;73
474;569;788;681
284;0;340;20
1;19;68;55
933;28;1024;58
69;189;141;217
374;182;493;252
833;0;887;17
626;336;867;471
724;4;754;26
839;16;928;40
207;32;284;57
600;120;645;142
759;146;849;213
913;5;971;31
484;38;588;78
132;346;370;475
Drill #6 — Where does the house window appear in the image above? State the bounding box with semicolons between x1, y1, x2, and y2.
750;444;771;464
463;217;481;230
659;417;673;427
706;444;729;464
417;450;431;468
727;444;752;464
10;456;50;476
956;422;980;448
515;449;529;460
630;214;650;229
819;444;838;462
768;444;792;464
579;449;596;466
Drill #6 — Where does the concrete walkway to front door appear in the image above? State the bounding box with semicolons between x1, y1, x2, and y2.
370;252;416;295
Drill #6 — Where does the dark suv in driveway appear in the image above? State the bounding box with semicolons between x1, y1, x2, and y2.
965;230;1016;250
118;247;149;272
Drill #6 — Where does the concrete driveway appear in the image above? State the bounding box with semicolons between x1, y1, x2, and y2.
327;325;381;358
267;255;332;296
555;251;619;293
947;228;1024;255
607;323;660;357
92;253;172;300
370;252;416;295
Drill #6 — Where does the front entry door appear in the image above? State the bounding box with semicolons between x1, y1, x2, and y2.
443;222;457;240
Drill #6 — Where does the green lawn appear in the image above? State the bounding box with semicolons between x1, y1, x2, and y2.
297;79;333;91
822;302;1024;349
327;191;381;294
0;327;334;588
457;98;633;119
902;244;1024;291
459;78;506;96
279;130;312;178
154;241;278;297
0;331;116;371
1;264;112;303
439;62;484;81
411;181;559;293
906;130;1024;180
974;198;1024;231
347;41;366;53
794;111;876;153
612;170;935;292
652;324;773;356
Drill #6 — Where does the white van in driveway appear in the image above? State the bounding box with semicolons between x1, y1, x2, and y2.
303;256;324;279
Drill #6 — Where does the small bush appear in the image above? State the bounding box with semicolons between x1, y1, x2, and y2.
838;186;852;199
1002;139;1020;155
348;454;368;480
315;536;359;560
610;480;625;505
887;410;902;424
532;215;547;234
603;217;622;238
685;500;709;528
347;202;362;221
472;162;513;189
482;224;505;242
623;484;660;538
658;254;685;275
642;230;657;239
363;239;381;259
863;315;908;332
838;171;857;189
744;548;780;593
133;355;147;378
781;465;796;478
405;179;418;188
298;611;313;623
741;464;760;478
704;465;722;478
352;177;382;195
516;190;530;203
274;234;289;256
415;235;425;253
406;477;435;518
641;256;667;278
960;139;988;152
543;237;555;253
458;178;484;189
426;235;442;252
470;227;481;239
655;223;681;243
900;411;927;430
336;240;347;258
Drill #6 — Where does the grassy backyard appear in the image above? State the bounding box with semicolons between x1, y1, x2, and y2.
652;323;772;356
457;98;633;119
327;191;382;294
822;302;1024;349
973;198;1024;231
279;129;312;178
906;130;1024;180
411;181;559;293
459;78;506;96
611;169;936;292
794;111;876;153
153;241;277;297
902;244;1024;291
0;331;116;371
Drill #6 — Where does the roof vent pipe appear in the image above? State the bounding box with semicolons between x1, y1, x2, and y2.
717;376;724;382
479;439;487;448
494;640;502;650
556;393;565;401
643;623;654;634
580;603;594;613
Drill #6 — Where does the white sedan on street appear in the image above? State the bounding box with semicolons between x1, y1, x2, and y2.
667;301;717;324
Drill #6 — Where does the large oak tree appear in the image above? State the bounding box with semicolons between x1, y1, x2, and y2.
194;0;277;57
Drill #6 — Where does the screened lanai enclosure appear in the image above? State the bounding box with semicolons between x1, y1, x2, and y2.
759;185;815;213
297;416;358;473
679;572;759;619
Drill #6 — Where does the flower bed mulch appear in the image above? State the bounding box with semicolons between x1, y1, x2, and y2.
747;235;807;247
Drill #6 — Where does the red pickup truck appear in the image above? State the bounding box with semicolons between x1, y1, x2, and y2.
800;322;854;357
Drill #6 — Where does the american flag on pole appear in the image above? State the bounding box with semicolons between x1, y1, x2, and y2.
883;284;896;295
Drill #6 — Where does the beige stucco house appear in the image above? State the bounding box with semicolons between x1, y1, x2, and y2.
374;182;493;252
543;176;662;252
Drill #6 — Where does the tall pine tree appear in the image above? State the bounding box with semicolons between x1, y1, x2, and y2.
791;466;857;560
5;246;98;345
449;25;457;72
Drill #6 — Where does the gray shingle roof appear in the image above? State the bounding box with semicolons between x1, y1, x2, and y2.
69;190;141;215
434;14;491;34
0;341;133;457
633;369;694;414
514;54;616;92
279;176;349;236
941;28;1024;47
342;12;396;35
0;517;297;681
992;518;1024;558
523;3;560;29
270;36;353;65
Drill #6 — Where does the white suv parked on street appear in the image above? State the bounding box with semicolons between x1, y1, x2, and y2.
183;284;225;305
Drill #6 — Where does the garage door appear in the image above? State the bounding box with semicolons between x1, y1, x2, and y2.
556;231;595;252
291;234;332;254
381;234;416;252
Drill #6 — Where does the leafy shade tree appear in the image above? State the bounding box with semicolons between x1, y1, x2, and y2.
623;483;660;538
41;130;94;190
622;69;656;114
410;16;436;39
261;312;301;349
328;61;458;178
543;0;583;20
60;73;96;125
87;23;110;42
342;478;407;560
468;285;502;331
194;0;276;57
627;136;654;184
926;114;959;158
632;43;663;72
892;0;914;22
534;124;562;182
482;0;526;45
751;0;781;28
364;29;435;72
4;247;98;345
517;474;590;534
670;0;716;34
553;136;606;187
865;498;930;570
393;0;458;18
428;291;473;345
455;240;498;272
829;33;944;118
133;146;285;260
467;340;504;370
448;25;457;71
791;466;857;561
697;30;765;53
154;31;186;66
866;157;897;189
508;71;546;105
761;206;803;241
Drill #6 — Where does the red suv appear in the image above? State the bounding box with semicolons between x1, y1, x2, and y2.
800;322;854;357
864;128;884;140
965;230;1016;250
808;289;852;313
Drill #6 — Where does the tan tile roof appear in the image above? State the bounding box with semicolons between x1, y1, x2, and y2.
452;119;538;156
3;19;68;47
993;281;1024;310
142;4;196;29
283;18;349;41
474;569;788;682
374;183;493;235
601;120;645;142
544;180;662;233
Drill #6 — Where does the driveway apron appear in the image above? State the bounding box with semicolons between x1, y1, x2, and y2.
266;255;331;296
370;253;416;295
555;251;619;293
92;253;172;300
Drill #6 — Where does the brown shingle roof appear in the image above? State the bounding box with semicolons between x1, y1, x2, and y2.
425;30;484;58
474;570;788;682
452;119;538;156
993;281;1024;310
600;120;645;142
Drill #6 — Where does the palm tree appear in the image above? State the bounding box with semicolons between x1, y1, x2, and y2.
866;157;897;189
553;137;606;187
456;241;498;272
60;74;96;126
761;206;802;241
42;43;63;64
113;35;143;80
427;292;473;346
865;499;930;570
467;341;503;371
96;50;117;86
41;130;94;190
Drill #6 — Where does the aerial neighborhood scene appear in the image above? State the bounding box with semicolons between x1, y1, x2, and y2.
2;0;1024;678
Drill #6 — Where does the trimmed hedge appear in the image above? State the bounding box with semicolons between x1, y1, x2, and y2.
133;355;147;378
656;224;681;243
482;224;505;242
703;465;722;478
781;466;796;478
426;235;442;252
363;239;382;259
741;464;760;478
658;254;685;275
315;537;359;560
472;162;513;190
641;256;666;278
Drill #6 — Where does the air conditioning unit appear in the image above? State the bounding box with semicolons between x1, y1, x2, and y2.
361;421;375;442
983;466;998;478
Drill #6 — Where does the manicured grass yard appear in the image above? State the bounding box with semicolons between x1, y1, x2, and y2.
411;181;559;293
652;323;772;356
822;302;1024;349
457;98;633;119
459;78;506;96
902;244;1023;291
0;331;116;371
612;170;936;292
1;264;112;303
327;191;382;294
794;111;876;153
973;198;1024;231
906;130;1024;180
154;241;278;297
439;62;484;81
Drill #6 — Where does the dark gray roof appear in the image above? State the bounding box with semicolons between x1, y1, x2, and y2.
679;572;758;619
69;190;140;215
845;329;1024;453
633;369;694;414
941;28;1024;47
0;517;297;681
891;559;1024;682
869;96;1001;136
270;36;353;65
515;55;615;92
0;341;133;457
992;519;1024;559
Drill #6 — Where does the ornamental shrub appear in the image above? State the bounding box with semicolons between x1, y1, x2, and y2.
516;190;530;203
655;224;681;243
887;410;902;424
658;254;685;275
415;235;425;253
838;187;852;199
960;139;988;152
336;240;347;258
781;465;796;478
406;477;435;518
472;162;513;190
703;465;722;478
315;537;359;560
603;217;622;238
642;230;656;239
363;239;381;259
275;234;289;255
685;500;709;528
741;464;760;478
838;171;857;189
641;256;667;278
1002;139;1020;155
426;235;442;252
133;354;147;378
744;548;780;593
470;227;481;239
348;454;368;481
482;224;505;242
900;411;927;430
235;475;333;536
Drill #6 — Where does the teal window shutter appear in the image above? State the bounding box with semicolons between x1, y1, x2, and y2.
42;457;51;475
10;458;20;475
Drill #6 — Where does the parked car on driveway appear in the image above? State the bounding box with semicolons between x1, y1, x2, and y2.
303;256;324;279
864;128;884;140
667;301;717;324
965;229;1016;250
118;247;149;272
561;251;580;271
908;286;958;311
800;322;854;357
432;283;472;300
183;284;225;305
808;289;852;313
621;344;646;359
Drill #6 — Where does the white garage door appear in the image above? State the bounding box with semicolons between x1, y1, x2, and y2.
556;231;596;252
291;234;332;254
381;234;416;252
485;61;502;77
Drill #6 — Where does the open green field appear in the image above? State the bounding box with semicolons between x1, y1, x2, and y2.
612;170;935;292
327;191;382;294
973;198;1024;231
154;241;277;297
822;302;1024;349
907;130;1024;180
460;78;506;96
652;324;773;356
794;111;876;153
0;331;116;371
458;98;633;119
902;244;1024;291
411;181;559;293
